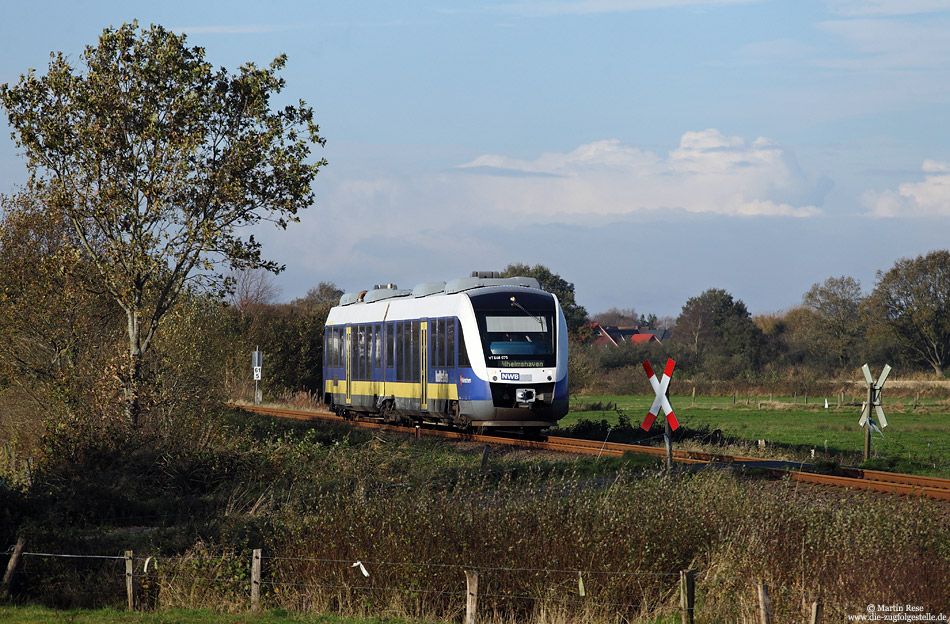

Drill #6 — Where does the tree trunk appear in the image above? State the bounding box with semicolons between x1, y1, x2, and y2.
124;352;142;428
124;309;143;428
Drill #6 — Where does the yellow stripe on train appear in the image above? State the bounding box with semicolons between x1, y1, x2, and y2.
324;380;459;401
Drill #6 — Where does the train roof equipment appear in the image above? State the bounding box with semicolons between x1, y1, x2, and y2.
338;272;544;306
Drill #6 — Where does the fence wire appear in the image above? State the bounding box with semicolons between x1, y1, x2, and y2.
0;546;894;621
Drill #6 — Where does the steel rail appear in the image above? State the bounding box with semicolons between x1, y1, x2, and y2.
234;404;950;501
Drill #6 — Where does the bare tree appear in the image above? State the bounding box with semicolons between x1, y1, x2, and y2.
592;307;639;326
230;269;282;312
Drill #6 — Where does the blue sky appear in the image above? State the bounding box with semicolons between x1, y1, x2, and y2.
2;0;950;318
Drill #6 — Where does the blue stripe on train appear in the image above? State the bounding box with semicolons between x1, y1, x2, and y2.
457;368;491;401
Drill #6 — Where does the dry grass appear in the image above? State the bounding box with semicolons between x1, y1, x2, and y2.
16;409;950;622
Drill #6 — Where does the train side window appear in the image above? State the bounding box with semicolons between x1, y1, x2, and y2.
402;321;410;383
436;319;448;368
386;322;395;370
431;318;440;369
457;320;471;368
410;320;419;383
446;319;455;368
362;325;370;380
368;325;374;378
396;323;404;381
350;326;357;379
333;327;341;368
339;327;344;367
355;326;361;381
374;324;382;369
338;327;345;368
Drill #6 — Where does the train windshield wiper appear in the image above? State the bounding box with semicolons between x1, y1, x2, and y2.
509;297;545;330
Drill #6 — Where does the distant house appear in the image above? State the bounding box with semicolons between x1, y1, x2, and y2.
589;323;670;347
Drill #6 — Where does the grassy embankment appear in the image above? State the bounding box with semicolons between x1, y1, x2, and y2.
3;405;949;622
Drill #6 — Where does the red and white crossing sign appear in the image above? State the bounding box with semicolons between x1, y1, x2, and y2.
642;358;679;431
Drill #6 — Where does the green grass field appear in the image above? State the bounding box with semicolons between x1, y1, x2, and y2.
566;393;950;476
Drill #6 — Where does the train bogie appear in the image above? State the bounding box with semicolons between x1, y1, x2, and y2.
323;274;569;431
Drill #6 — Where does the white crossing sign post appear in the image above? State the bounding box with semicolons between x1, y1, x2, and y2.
642;359;679;471
252;349;263;404
859;363;890;462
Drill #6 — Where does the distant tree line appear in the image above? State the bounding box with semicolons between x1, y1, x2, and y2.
570;251;950;394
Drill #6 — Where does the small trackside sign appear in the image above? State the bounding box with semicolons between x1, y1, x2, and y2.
500;372;520;381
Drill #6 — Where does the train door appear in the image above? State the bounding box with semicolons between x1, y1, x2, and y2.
345;325;352;405
420;320;428;411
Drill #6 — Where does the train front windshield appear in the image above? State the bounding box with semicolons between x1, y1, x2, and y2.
470;291;557;368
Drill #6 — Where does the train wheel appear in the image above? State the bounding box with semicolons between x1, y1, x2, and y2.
381;399;399;424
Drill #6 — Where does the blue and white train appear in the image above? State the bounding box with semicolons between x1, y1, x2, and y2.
323;272;569;430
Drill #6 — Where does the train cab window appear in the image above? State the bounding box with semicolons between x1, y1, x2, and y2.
470;290;557;368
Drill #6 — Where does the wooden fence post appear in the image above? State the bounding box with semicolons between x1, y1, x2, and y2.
125;550;135;611
251;549;262;612
1;537;25;600
809;596;823;624
756;580;772;624
680;569;696;624
464;569;479;624
480;446;490;471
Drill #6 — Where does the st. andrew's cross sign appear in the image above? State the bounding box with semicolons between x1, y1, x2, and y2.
641;359;679;431
859;363;890;461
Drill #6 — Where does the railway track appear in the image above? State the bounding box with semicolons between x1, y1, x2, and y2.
235;403;950;502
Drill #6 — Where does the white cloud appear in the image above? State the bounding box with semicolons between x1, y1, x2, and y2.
455;130;824;218
862;161;950;217
263;130;827;287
